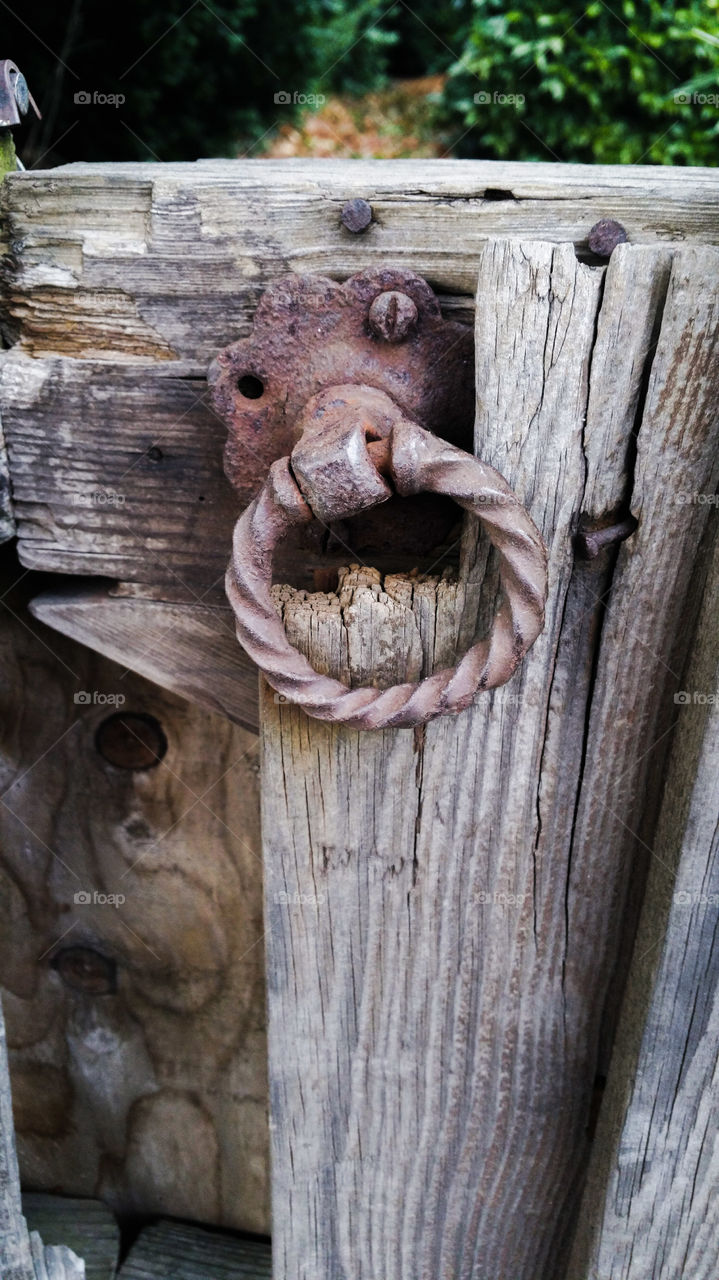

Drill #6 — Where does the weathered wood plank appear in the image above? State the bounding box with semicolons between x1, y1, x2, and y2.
570;524;719;1279
259;238;718;1278
1;1001;85;1280
1;994;35;1280
257;241;621;1278
561;242;719;1100
0;548;269;1235
117;1219;271;1279
29;587;259;733
0;353;14;543
0;345;465;594
22;1196;118;1280
2;159;718;607
0;352;236;592
2;160;718;367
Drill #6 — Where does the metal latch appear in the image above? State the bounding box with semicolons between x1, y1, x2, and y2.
210;269;548;729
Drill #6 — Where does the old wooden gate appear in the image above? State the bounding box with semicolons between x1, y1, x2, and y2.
1;159;718;1279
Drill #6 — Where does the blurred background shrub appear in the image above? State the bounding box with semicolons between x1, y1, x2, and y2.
3;0;716;167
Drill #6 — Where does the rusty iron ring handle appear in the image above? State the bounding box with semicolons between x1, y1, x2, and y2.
226;408;548;731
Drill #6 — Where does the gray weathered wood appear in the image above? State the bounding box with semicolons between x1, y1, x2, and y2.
1;1000;85;1280
259;239;718;1278
570;524;719;1279
0;353;14;543
2;160;718;367
2;159;718;595
562;241;719;1092
1;994;34;1280
29;587;259;733
117;1219;271;1279
2;159;718;723
0;353;236;593
22;1195;119;1280
27;1233;85;1280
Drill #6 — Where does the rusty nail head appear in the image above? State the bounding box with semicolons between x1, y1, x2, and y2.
588;219;628;258
368;290;418;343
575;515;637;560
340;197;373;233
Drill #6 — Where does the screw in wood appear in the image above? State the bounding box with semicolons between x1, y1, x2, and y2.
368;290;418;343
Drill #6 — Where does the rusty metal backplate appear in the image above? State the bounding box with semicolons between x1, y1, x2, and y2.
209;268;475;510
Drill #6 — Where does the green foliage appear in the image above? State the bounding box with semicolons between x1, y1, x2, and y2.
440;0;719;164
3;0;716;166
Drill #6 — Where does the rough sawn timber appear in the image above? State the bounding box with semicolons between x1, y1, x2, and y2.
570;522;719;1278
29;586;260;733
1;999;85;1279
117;1218;271;1279
259;240;719;1279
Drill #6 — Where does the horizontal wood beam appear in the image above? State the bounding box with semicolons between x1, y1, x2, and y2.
2;160;718;610
3;158;719;364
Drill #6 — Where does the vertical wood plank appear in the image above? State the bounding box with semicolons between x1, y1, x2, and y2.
0;996;34;1280
0;353;15;543
570;523;719;1279
260;242;597;1279
259;240;719;1278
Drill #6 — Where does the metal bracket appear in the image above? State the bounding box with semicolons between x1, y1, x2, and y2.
209;268;475;557
0;60;40;128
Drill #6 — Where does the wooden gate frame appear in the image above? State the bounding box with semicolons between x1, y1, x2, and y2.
1;158;718;1278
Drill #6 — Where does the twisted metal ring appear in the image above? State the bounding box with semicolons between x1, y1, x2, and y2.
226;420;548;730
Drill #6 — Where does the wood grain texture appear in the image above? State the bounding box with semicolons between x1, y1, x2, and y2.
562;242;719;1090
1;159;718;602
0;352;236;593
22;1194;119;1280
569;523;719;1280
2;160;718;367
0;550;269;1235
1;994;34;1280
29;587;259;734
1;1002;84;1280
0;353;14;543
117;1219;271;1279
258;238;719;1279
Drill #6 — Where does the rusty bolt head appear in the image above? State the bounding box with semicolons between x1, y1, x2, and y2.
588;219;628;258
368;290;419;344
340;198;373;233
